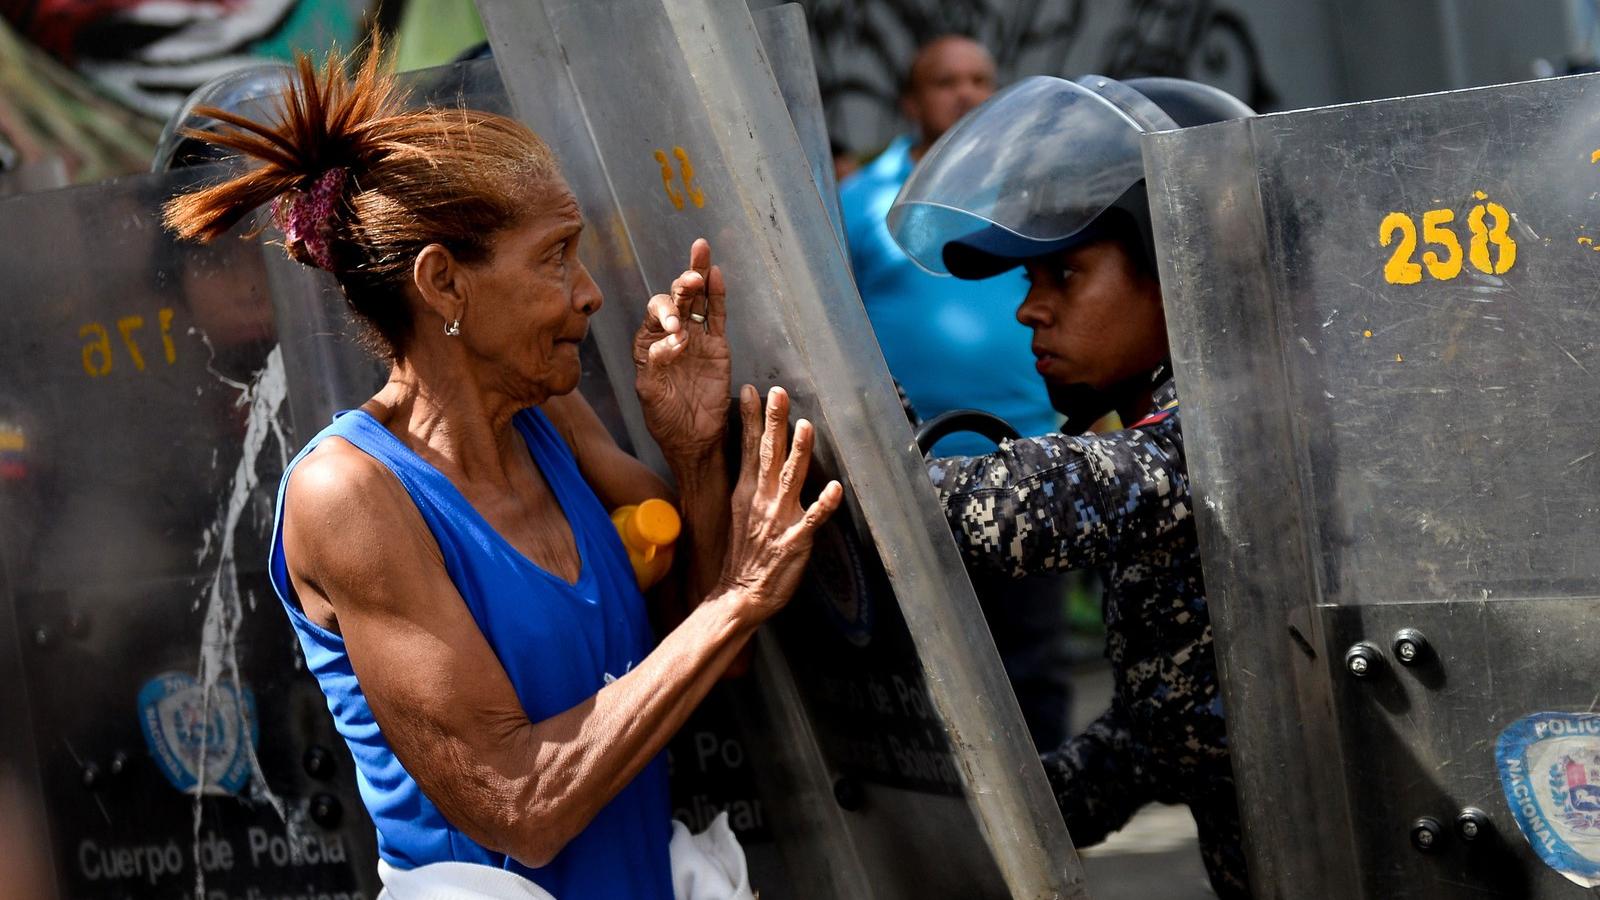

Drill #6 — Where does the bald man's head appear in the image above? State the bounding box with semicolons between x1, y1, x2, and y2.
902;36;997;152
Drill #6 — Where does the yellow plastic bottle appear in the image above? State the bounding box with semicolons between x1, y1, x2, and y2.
610;498;681;590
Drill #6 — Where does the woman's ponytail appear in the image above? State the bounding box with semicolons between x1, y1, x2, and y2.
161;45;400;270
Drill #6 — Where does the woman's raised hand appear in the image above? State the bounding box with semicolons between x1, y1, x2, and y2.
717;385;844;623
634;238;732;463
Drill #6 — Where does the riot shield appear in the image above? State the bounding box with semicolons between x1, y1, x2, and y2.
752;4;847;245
1146;72;1600;898
473;2;1085;898
0;169;381;899
0;60;650;900
0;14;1084;898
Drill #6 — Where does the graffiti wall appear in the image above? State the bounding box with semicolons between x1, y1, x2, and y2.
751;0;1298;152
2;0;370;118
755;0;1576;155
3;0;1582;160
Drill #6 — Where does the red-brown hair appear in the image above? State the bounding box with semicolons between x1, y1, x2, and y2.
163;44;561;358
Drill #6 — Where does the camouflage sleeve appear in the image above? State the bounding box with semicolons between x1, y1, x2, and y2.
925;411;1190;578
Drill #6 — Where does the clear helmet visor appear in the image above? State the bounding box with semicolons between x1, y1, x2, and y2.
887;76;1157;275
153;63;294;172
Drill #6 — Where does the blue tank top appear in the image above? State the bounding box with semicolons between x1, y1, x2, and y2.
268;407;672;899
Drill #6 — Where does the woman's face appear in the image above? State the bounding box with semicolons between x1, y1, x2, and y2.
460;180;603;401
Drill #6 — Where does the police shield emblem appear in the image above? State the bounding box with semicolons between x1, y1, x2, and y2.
1497;712;1600;887
137;672;259;796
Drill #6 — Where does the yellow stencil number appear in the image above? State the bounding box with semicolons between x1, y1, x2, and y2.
654;149;684;210
1419;208;1462;280
116;315;147;371
79;307;178;378
1381;193;1517;285
1467;196;1517;274
1380;212;1421;285
674;147;705;208
79;323;112;377
653;146;706;211
159;306;177;364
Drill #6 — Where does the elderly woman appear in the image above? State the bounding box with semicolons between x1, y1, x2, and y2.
164;51;841;899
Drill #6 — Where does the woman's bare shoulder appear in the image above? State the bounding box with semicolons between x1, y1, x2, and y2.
281;436;448;620
284;439;420;554
289;437;391;502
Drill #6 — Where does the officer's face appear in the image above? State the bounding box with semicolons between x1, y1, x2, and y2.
1018;239;1168;395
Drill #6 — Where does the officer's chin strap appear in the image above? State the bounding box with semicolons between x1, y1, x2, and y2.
1051;360;1173;435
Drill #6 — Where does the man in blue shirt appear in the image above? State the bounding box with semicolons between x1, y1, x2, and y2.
840;35;1059;457
843;36;1073;752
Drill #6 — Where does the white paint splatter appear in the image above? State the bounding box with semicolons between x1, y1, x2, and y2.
190;345;292;899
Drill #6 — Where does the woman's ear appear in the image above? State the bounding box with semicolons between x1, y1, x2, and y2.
413;243;466;326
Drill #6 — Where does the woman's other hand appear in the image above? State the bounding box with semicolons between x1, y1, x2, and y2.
718;385;844;623
634;238;732;463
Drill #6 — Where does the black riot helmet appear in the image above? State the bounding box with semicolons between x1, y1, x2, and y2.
887;74;1254;280
887;74;1252;433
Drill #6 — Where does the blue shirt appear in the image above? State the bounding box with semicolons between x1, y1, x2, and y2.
840;135;1060;456
268;408;672;899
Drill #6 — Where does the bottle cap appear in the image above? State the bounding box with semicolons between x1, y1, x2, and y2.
633;498;681;547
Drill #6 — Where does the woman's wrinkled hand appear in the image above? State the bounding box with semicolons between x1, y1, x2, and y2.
718;385;844;624
634;238;732;463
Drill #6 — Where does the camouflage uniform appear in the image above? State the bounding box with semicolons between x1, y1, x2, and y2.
926;380;1247;899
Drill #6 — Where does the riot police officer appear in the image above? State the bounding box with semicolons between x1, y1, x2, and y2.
888;75;1256;898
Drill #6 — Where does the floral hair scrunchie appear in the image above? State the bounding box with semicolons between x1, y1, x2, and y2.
273;167;348;271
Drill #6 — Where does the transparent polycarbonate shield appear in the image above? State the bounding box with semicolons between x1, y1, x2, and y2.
752;4;846;245
889;76;1148;275
152;63;295;173
1146;72;1600;899
0;57;687;900
0;171;379;899
474;1;1085;897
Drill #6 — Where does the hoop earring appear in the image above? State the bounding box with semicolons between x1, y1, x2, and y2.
445;318;461;337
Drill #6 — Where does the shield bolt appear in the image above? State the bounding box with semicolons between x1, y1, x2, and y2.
1411;816;1443;852
1457;808;1489;841
1392;628;1431;666
833;777;865;812
1344;642;1382;678
309;793;343;829
303;745;335;780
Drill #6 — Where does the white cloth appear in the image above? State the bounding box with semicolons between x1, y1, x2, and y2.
373;813;753;900
670;812;754;900
377;859;556;900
